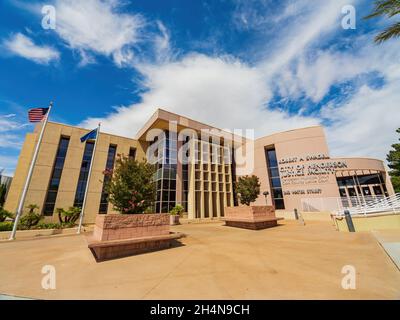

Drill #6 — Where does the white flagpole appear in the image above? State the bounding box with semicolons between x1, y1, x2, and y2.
9;102;53;240
77;123;101;234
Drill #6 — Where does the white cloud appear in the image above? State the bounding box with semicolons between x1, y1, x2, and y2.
324;81;400;161
53;0;145;66
0;114;27;149
80;53;320;138
2;33;59;64
79;0;400;165
0;155;18;177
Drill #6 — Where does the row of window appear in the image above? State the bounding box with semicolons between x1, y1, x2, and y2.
42;135;136;216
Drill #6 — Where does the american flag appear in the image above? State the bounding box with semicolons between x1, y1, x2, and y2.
28;108;49;123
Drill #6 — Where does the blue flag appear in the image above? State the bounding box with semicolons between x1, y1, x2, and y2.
80;128;98;143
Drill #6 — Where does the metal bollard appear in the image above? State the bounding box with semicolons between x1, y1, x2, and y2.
294;208;299;220
344;210;355;232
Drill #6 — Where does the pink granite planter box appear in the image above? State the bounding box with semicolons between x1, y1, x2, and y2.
223;206;283;230
92;213;170;241
88;214;183;261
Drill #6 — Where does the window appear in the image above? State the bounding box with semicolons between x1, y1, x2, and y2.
99;145;117;214
43;137;70;215
129;147;136;160
152;130;177;213
265;148;285;210
74;141;94;208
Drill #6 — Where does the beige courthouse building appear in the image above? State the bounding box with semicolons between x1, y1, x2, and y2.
4;109;395;223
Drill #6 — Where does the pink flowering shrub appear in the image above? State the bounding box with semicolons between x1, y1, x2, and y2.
104;155;156;214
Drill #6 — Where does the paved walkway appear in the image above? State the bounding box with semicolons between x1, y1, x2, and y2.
372;230;400;271
0;294;33;300
0;220;399;299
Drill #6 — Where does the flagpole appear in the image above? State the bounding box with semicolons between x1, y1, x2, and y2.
9;102;53;240
77;123;101;234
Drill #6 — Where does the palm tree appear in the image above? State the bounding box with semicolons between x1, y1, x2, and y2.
365;0;400;43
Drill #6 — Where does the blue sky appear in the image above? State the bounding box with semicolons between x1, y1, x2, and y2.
0;0;400;176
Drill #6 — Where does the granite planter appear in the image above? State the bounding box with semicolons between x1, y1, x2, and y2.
223;206;283;230
88;213;183;261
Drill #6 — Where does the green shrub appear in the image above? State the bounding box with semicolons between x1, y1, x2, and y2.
169;204;184;216
235;175;261;206
36;222;62;230
56;207;81;224
0;221;13;231
0;207;13;222
19;204;42;229
104;155;156;214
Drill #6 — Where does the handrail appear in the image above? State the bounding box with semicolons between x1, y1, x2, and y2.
301;193;400;215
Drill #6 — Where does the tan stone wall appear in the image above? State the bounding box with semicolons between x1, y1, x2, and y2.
4;133;37;214
246;126;393;212
250;126;340;211
4;122;144;223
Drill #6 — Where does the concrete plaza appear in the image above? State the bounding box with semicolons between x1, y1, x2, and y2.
0;220;399;300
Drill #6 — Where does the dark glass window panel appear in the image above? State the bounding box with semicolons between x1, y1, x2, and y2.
49;178;60;191
348;188;357;197
169;180;176;190
45;191;57;203
274;199;285;210
169;191;176;202
43;203;56;215
54;157;66;169
43;137;70;216
357;174;381;185
99;145;117;214
339;189;347;197
161;204;169;213
270;167;279;178
337;178;346;187
271;178;282;188
362;187;371;196
163;180;169;190
273;188;283;199
51;169;62;180
155;202;161;213
266;149;278;167
373;186;383;195
129;147;136;160
162;191;169;202
265;147;285;210
74;142;94;207
99;203;108;214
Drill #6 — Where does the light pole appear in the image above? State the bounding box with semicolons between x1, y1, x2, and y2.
263;191;269;206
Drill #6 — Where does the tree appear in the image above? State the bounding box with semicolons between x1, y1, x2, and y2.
365;0;400;43
104;155;156;214
235;175;261;206
387;128;400;193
